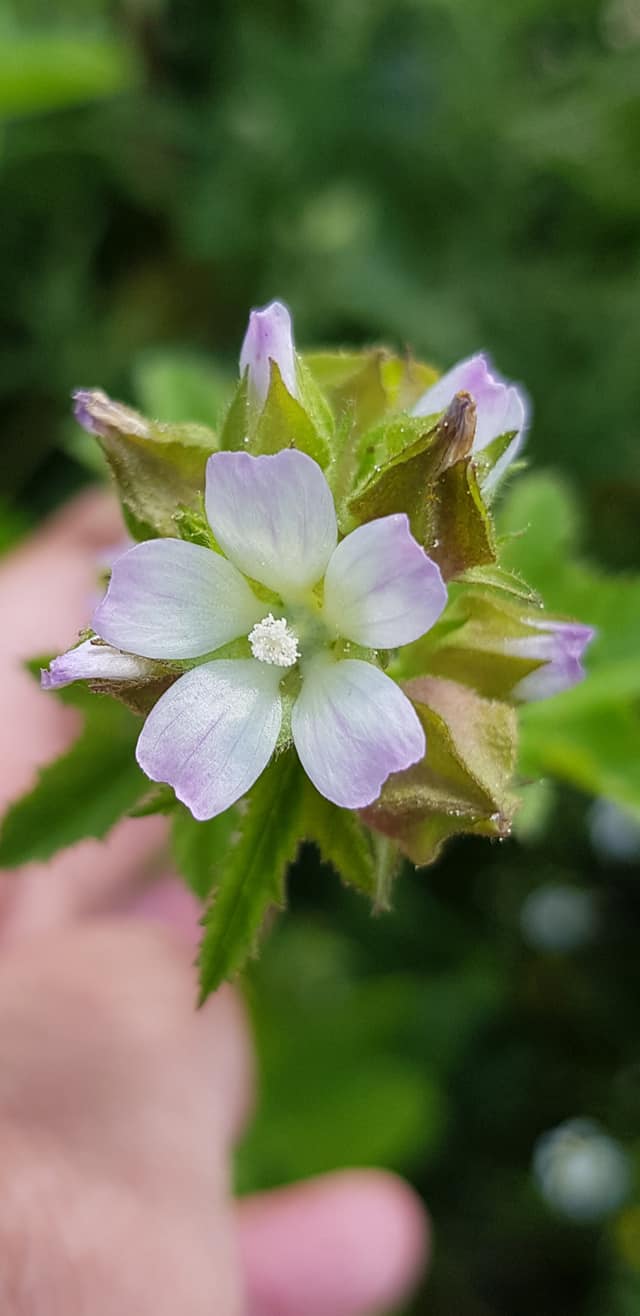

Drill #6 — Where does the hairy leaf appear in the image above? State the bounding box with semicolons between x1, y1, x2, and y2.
0;696;146;867
198;753;303;999
171;805;240;901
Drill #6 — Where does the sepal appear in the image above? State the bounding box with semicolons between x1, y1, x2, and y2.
73;388;218;539
361;677;519;865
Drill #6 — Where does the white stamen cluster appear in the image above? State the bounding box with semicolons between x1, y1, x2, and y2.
248;613;300;668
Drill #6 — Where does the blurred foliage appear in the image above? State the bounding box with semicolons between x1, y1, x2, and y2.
1;0;639;1312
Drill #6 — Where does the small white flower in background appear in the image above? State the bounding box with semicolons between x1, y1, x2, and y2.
520;884;598;953
533;1119;632;1222
589;797;640;864
239;300;298;406
413;351;529;492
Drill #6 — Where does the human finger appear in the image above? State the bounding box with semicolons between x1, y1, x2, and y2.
237;1169;429;1316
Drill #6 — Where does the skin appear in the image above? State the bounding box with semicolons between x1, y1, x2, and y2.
0;490;429;1316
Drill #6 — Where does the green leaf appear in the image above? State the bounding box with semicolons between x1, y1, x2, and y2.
362;677;519;865
0;695;146;867
76;389;217;540
499;471;640;810
0;33;139;117
299;781;378;898
171;804;240;901
134;349;231;429
197;753;303;999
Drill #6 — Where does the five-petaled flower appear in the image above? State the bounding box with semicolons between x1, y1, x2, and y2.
45;449;447;820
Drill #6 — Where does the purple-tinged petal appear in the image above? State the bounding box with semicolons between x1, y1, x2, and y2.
292;656;425;808
72;388;150;439
322;513;447;649
205;450;337;597
136;659;282;820
239;300;298;406
41;638;155;690
93;539;263;660
507;619;595;701
413;353;528;489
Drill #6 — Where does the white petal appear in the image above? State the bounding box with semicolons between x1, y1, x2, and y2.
205;449;337;597
322;514;447;648
292;656;425;809
136;659;282;820
93;539;263;660
41;638;155;690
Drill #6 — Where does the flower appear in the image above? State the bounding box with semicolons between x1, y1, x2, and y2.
45;449;447;820
42;637;157;689
505;618;595;701
239;300;298;407
413;353;528;492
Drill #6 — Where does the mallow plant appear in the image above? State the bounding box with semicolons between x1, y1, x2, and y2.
0;302;594;998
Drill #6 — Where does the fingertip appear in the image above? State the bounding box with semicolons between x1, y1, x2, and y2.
237;1167;429;1316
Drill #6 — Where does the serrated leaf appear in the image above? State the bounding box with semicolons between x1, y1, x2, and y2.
198;753;303;1000
129;785;178;818
171;804;240;901
299;781;377;897
0;697;146;867
362;677;519;865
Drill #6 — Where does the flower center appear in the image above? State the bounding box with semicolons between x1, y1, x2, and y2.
248;613;300;667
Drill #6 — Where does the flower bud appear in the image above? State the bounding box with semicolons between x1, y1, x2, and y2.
413;353;528;491
72;388;150;439
507;619;595;701
239;300;298;407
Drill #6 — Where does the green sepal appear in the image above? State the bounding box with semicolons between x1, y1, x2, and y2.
197;752;303;1001
361;677;519;866
346;393;495;578
173;500;218;550
0;685;147;867
303;348;438;432
171;803;241;901
423;457;497;580
473;429;518;494
396;579;546;700
254;363;331;466
77;389;218;540
220;363;331;467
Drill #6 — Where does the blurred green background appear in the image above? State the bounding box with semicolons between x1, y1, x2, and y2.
1;1;640;1312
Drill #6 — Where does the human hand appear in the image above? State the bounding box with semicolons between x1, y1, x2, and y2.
0;491;429;1316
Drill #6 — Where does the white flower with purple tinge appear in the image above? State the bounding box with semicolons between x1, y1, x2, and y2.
506;618;595;701
413;353;528;492
45;449;447;820
239;300;298;407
